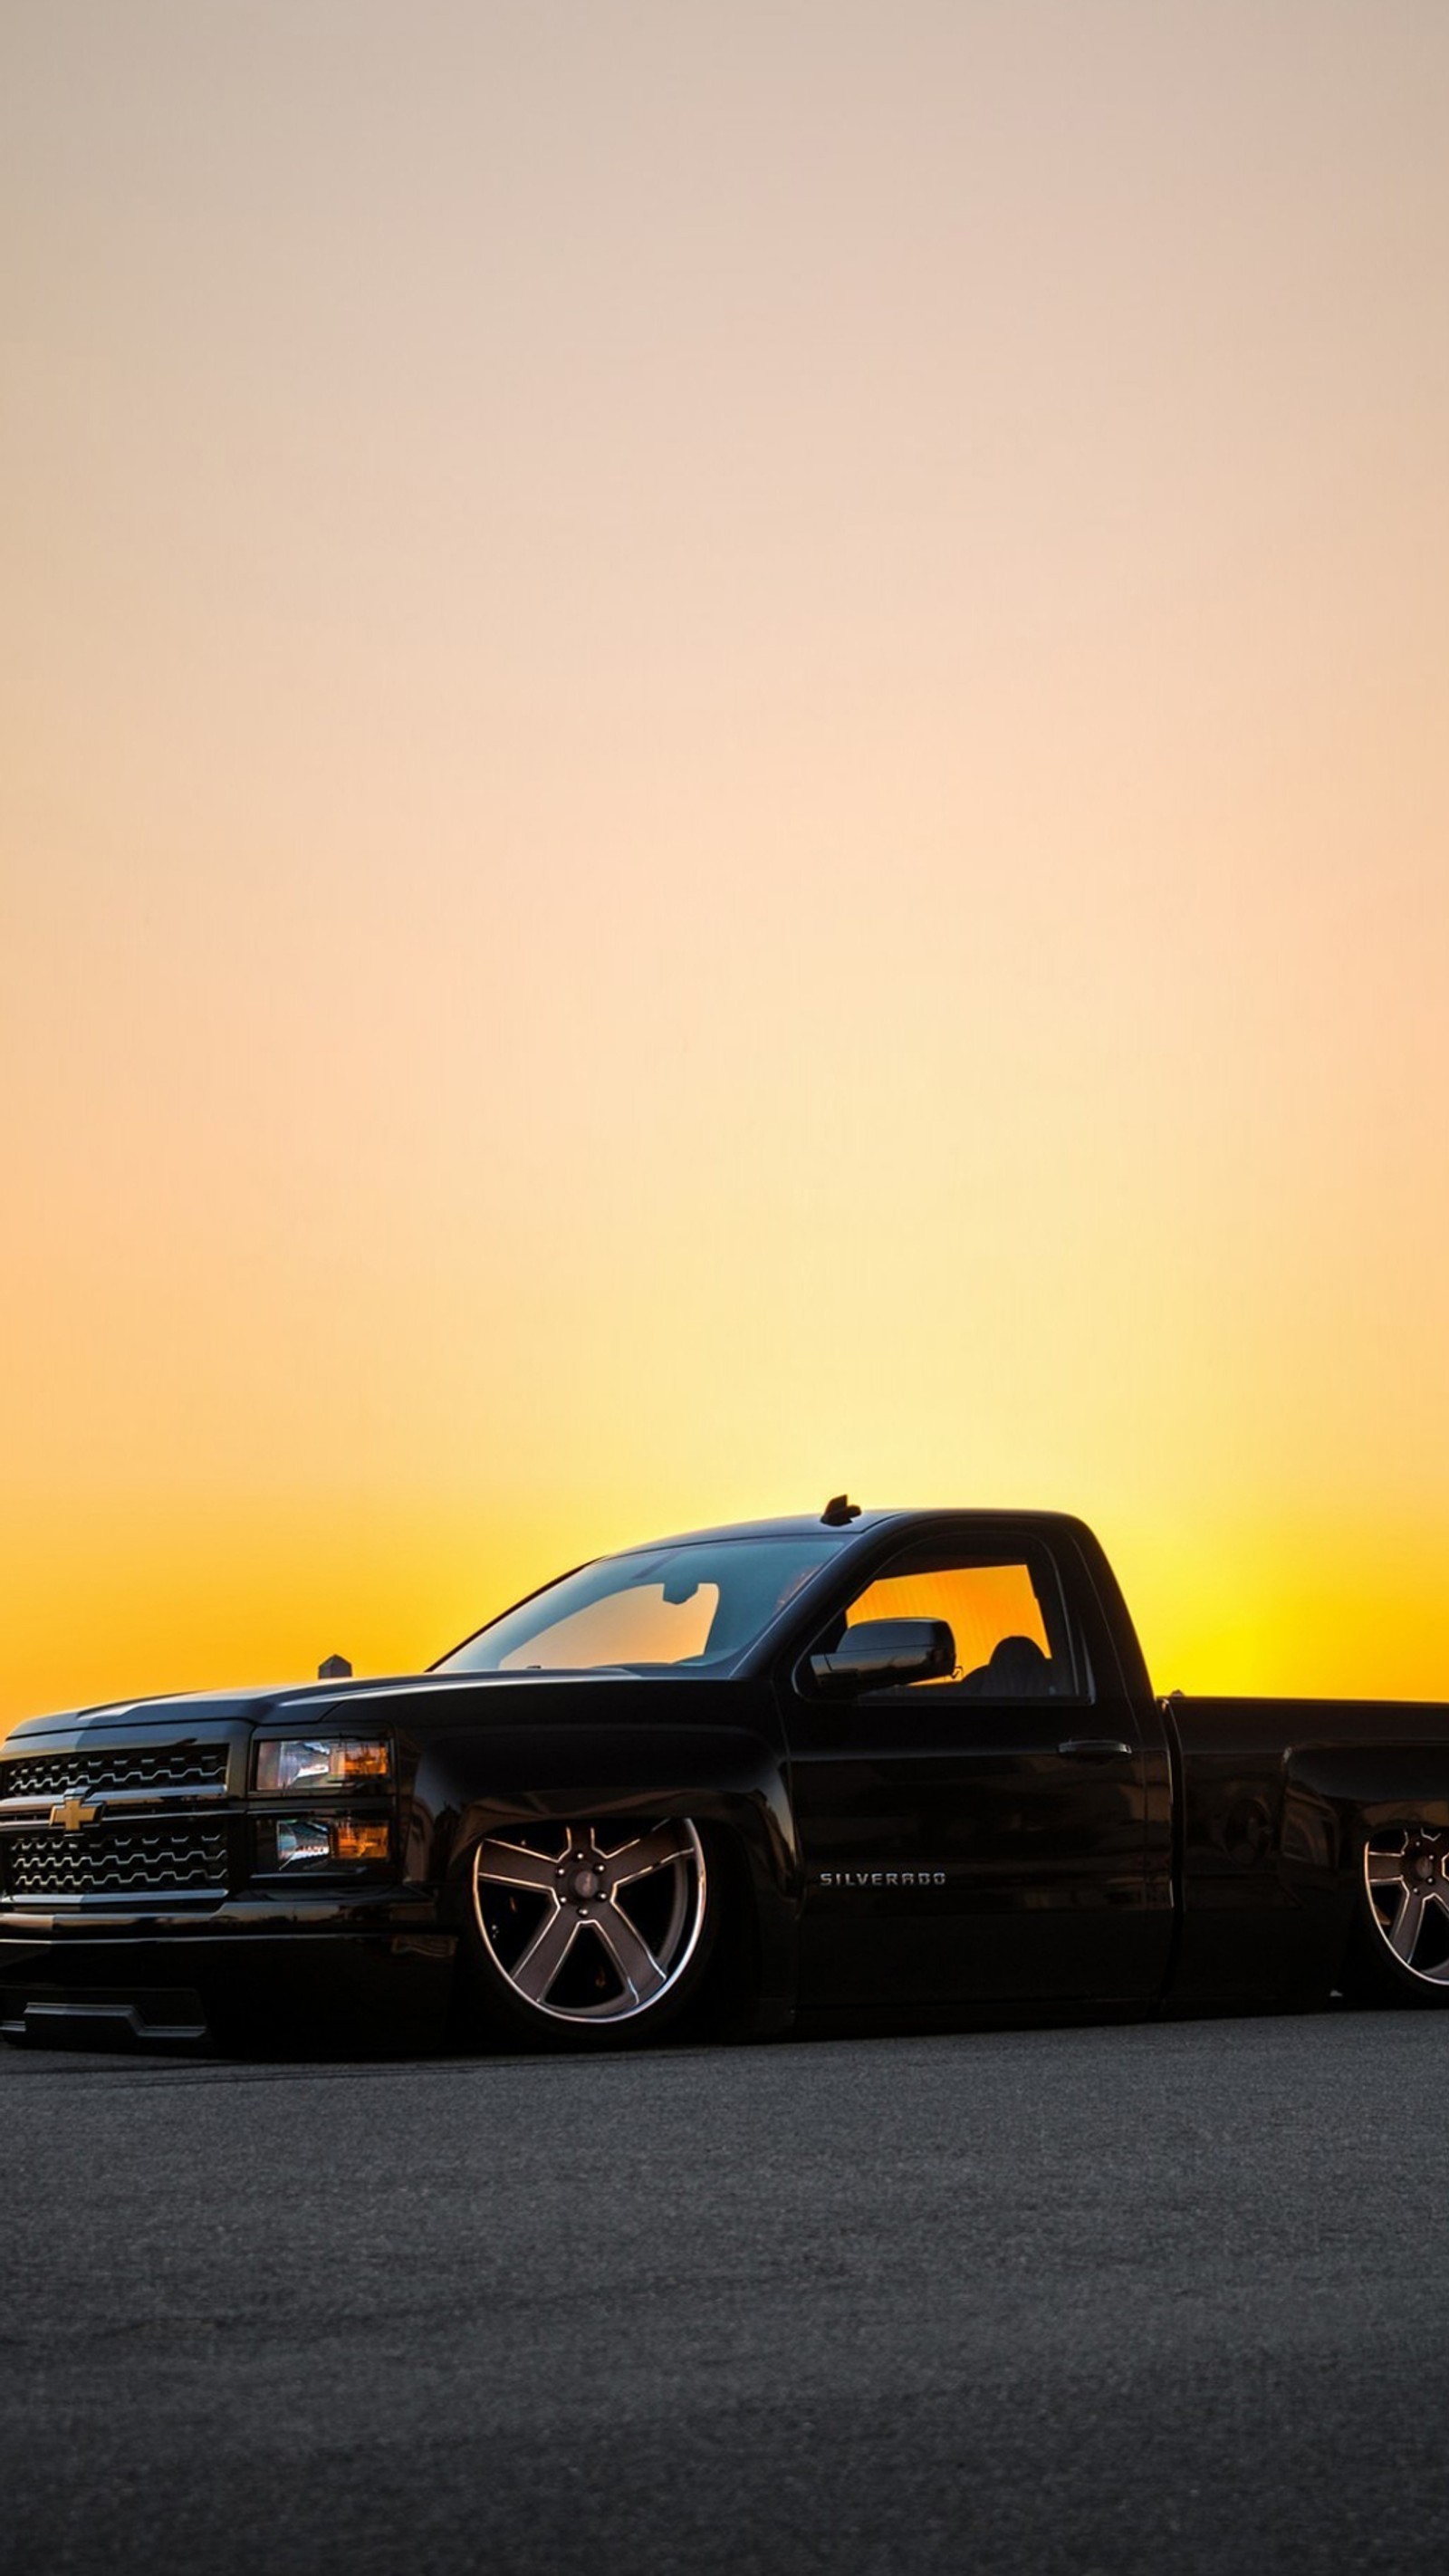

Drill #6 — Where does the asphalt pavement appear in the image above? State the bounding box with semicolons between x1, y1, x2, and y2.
1;2005;1443;2576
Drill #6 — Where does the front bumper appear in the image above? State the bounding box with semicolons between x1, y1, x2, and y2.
0;1898;457;2047
0;1708;456;2045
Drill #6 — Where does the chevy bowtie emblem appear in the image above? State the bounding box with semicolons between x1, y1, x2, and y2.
49;1794;100;1832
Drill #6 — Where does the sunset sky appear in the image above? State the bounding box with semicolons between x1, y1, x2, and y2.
3;0;1447;1727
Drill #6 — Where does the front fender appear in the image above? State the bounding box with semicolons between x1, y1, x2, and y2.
415;1722;799;2016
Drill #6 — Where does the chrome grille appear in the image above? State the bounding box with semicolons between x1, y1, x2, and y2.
2;1745;228;1802
4;1826;230;1900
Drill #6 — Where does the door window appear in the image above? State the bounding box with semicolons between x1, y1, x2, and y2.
840;1543;1080;1696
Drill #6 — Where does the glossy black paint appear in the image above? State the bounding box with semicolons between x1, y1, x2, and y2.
2;1506;1447;2044
782;1516;1174;2010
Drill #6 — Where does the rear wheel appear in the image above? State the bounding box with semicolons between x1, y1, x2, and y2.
459;1816;715;2048
1347;1827;1449;2005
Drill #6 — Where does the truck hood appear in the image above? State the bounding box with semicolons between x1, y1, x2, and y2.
3;1666;726;1742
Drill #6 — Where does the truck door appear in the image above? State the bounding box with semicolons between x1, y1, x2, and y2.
782;1526;1173;2007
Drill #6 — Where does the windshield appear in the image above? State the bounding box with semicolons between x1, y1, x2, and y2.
435;1537;841;1676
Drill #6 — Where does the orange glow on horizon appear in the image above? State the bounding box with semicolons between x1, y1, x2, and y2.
3;2;1448;1731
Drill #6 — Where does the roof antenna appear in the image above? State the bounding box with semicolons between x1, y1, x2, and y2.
820;1495;862;1527
318;1652;352;1680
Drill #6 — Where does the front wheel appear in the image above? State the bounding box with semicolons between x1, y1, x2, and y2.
1345;1827;1449;2005
458;1816;715;2048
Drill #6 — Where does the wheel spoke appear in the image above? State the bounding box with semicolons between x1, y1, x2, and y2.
593;1900;667;2004
606;1821;695;1886
1388;1885;1428;1964
511;1903;578;2004
475;1839;561;1895
1367;1847;1410;1885
475;1813;705;2023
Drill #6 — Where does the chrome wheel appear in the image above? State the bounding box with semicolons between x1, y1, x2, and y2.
471;1819;708;2025
1364;1829;1449;1985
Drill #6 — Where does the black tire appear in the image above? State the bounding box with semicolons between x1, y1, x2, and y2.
456;1814;720;2051
1343;1824;1449;2007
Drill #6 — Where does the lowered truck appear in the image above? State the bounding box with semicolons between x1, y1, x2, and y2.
0;1502;1444;2049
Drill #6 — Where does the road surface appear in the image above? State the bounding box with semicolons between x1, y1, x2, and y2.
1;2007;1441;2573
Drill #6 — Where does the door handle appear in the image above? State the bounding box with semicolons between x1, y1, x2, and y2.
1058;1736;1132;1760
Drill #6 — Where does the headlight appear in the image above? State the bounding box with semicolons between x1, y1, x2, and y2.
260;1814;393;1874
254;1735;391;1794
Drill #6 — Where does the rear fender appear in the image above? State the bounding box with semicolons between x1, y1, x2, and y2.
1281;1746;1449;1976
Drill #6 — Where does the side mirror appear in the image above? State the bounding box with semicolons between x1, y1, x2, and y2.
809;1617;956;1692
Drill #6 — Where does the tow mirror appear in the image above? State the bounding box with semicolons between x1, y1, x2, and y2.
809;1617;956;1691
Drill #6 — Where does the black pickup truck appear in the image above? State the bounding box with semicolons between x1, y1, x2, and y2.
1;1502;1444;2051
